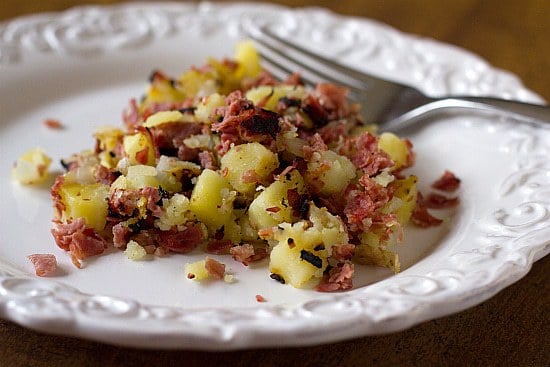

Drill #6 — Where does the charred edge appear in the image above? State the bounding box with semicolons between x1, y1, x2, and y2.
148;69;160;83
178;107;196;114
287;237;295;248
60;159;71;171
270;273;286;284
158;186;170;199
278;96;301;109
240;109;281;138
313;244;325;251
128;219;146;233
300;250;322;268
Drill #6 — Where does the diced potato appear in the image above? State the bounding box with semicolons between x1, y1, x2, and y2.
222;217;242;244
238;211;259;242
350;124;378;136
123;132;156;166
189;169;234;231
177;69;218;99
378;132;409;169
124;240;147;261
234;40;262;79
126;164;161;189
392;175;418;224
194;93;226;124
185;260;209;281
141;74;187;110
220;142;279;195
12;147;52;185
94;126;124;168
245;85;306;112
268;204;349;288
154;193;191;231
155;156;201;193
248;170;306;230
355;231;400;272
143;110;189;128
59;182;109;231
305;150;356;195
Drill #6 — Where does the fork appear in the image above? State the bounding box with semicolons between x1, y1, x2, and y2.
246;27;550;132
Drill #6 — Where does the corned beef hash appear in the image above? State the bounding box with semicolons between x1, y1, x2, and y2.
15;42;459;291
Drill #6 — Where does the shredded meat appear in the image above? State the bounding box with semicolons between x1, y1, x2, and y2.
27;254;57;277
351;133;394;176
424;193;460;209
343;177;391;232
411;192;443;227
198;150;217;170
206;239;233;254
109;187;163;218
51;218;108;267
313;83;350;120
43;118;63;129
315;262;354;292
150;121;202;158
205;257;226;280
230;244;268;266
432;170;461;192
122;98;140;129
94;165;121;186
158;223;202;253
112;222;131;248
50;175;66;219
332;244;355;262
212;91;280;154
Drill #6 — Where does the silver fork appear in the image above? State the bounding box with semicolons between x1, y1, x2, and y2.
246;27;550;132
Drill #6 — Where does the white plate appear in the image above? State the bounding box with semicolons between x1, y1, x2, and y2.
0;2;549;350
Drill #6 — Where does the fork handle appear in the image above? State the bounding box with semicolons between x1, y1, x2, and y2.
448;96;550;123
386;96;550;132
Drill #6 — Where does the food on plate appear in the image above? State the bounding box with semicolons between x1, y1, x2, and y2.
27;254;57;277
43;118;64;129
12;147;52;185
185;257;228;281
47;41;455;291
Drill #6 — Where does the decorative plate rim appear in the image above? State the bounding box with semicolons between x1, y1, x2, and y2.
0;1;548;350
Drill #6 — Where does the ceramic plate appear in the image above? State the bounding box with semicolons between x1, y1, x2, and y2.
0;2;548;350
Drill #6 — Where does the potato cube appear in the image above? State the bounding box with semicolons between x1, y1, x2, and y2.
189;169;234;231
194;93;225;124
125;164;161;189
185;260;209;281
234;40;262;79
392;175;418;224
12;147;52;185
245;85;306;112
143;110;189;128
124;240;147;261
305;150;356;195
220;142;279;195
154;193;191;231
378;132;409;169
123;132;155;166
268;204;349;288
248;170;306;230
59;182;109;231
355;231;400;272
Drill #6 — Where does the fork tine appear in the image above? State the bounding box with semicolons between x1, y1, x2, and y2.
247;26;399;91
257;49;366;104
247;27;369;92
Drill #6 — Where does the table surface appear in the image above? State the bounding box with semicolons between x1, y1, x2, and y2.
1;1;549;366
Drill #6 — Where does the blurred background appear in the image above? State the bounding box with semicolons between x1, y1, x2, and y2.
2;0;549;100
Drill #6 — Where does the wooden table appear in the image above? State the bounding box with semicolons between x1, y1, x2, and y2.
1;1;549;366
